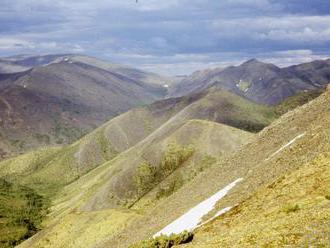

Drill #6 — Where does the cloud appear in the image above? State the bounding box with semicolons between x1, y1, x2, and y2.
0;38;34;50
0;0;330;75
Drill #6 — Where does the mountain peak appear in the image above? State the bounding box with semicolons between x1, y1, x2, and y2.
242;58;263;66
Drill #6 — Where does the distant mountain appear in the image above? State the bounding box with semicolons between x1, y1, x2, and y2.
169;58;330;105
0;54;70;73
0;54;171;158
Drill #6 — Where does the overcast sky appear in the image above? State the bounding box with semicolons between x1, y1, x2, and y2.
1;0;330;75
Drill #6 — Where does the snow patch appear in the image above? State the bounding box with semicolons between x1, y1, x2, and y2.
163;84;169;88
153;178;243;237
266;132;306;161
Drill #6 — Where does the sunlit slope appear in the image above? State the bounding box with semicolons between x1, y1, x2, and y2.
49;90;269;214
105;86;330;247
8;87;323;248
0;105;177;195
17;119;254;248
0;89;273;195
185;152;330;247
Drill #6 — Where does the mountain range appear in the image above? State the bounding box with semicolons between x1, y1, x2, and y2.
0;54;329;248
169;58;330;105
0;55;170;158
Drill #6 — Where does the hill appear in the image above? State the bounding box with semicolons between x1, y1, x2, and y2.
0;87;275;247
169;58;330;105
0;54;170;159
15;119;254;248
1;86;325;247
0;88;273;195
129;86;330;248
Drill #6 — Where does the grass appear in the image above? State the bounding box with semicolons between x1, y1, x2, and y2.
186;152;330;247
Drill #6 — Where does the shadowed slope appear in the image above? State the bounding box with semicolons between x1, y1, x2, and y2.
0;55;169;158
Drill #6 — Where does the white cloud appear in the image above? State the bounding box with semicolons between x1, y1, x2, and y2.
0;38;35;50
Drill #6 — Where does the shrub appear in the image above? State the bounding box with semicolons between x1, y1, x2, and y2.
283;204;300;214
134;161;157;195
134;143;194;198
160;142;194;176
156;173;184;199
131;231;194;248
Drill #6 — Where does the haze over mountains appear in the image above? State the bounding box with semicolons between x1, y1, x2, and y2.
0;53;329;248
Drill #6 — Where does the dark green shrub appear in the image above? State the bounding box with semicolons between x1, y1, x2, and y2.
134;161;157;195
156;173;184;199
283;204;300;214
131;231;194;248
160;142;194;176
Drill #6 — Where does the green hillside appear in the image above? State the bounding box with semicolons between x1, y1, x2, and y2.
0;87;326;248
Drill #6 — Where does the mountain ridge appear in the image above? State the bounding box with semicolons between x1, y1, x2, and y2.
169;58;330;105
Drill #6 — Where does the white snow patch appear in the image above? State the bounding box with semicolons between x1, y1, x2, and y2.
153;178;243;237
266;132;306;161
163;84;169;88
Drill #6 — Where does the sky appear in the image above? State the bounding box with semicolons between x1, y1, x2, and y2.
1;0;330;75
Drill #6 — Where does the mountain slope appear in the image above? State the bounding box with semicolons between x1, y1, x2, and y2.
185;152;330;247
170;58;330;105
3;86;324;247
0;88;274;194
16;119;254;248
0;55;169;158
110;85;330;247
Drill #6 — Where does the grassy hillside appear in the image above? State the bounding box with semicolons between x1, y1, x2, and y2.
16;119;254;248
185;152;330;247
2;87;324;247
274;88;324;115
0;88;273;195
0;107;171;196
104;86;330;247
